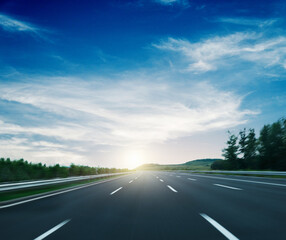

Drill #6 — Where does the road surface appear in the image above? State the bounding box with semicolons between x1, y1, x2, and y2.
0;171;285;239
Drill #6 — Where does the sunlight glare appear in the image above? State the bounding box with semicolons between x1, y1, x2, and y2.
125;150;144;169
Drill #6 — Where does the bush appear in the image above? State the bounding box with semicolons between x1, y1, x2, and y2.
0;158;128;182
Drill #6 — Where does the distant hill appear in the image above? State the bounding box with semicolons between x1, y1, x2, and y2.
136;158;222;171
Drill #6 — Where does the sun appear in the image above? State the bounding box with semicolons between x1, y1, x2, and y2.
125;150;144;169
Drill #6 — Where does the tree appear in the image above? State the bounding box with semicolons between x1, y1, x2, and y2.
269;121;284;170
279;118;286;170
258;124;271;169
222;132;239;169
238;128;247;169
217;116;286;171
0;158;126;182
244;128;257;169
258;121;284;170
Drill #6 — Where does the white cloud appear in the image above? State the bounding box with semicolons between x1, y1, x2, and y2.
0;76;256;165
0;137;84;166
154;32;286;72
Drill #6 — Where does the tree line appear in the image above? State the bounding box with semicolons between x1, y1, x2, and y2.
211;118;286;171
0;158;129;182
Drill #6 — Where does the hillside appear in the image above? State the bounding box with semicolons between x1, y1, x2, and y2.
136;158;221;171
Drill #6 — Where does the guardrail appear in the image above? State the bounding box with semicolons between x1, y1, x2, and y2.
0;172;129;192
178;170;286;176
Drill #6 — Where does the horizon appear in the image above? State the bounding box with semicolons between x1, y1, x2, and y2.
0;0;286;169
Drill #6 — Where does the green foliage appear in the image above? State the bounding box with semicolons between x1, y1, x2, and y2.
258;124;271;169
212;117;286;171
222;132;239;169
238;128;247;169
244;128;258;169
0;158;128;182
210;160;230;170
258;120;286;170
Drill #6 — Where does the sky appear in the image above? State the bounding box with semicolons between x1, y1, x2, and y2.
0;0;286;169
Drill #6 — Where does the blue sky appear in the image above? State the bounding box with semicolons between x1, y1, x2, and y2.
0;0;286;168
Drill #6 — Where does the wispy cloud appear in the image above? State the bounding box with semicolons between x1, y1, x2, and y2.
0;75;256;165
216;17;279;27
153;32;286;72
0;13;37;32
0;13;48;39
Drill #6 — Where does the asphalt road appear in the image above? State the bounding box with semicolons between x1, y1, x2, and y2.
0;172;286;240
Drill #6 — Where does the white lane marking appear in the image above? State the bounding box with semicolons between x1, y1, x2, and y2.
0;175;129;209
34;219;70;240
200;214;239;240
167;185;177;193
160;179;164;182
176;176;181;178
110;187;123;195
188;178;197;181
189;174;286;187
214;184;242;191
129;180;133;183
156;176;159;178
135;177;138;180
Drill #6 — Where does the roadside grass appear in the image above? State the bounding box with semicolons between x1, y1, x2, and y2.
0;175;122;202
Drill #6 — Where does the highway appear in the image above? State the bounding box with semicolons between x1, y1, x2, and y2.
0;172;285;240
